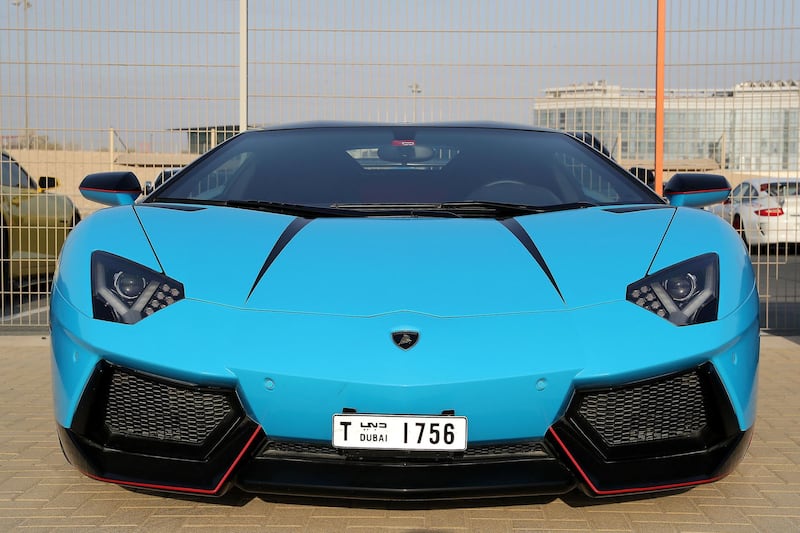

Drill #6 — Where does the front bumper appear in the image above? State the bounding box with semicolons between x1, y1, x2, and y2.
749;216;800;245
56;359;753;500
50;274;759;499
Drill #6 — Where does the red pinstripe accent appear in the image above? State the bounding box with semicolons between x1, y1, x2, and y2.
664;188;729;196
82;426;262;495
547;427;726;496
79;187;141;194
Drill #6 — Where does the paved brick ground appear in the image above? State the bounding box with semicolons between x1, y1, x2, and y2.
1;334;798;532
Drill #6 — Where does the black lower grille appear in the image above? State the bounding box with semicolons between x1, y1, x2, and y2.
65;361;259;494
572;368;709;448
549;362;748;495
464;442;548;458
259;440;342;458
257;439;549;461
104;369;234;445
72;362;245;459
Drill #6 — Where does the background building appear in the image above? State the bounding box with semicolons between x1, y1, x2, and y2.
532;80;800;174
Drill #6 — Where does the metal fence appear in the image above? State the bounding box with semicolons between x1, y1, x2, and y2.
1;0;798;331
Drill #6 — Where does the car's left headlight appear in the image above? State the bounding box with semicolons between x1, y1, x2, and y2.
626;253;719;326
91;251;185;324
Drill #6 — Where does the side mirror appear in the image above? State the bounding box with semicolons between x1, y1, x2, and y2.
79;171;142;206
664;173;731;208
38;176;59;189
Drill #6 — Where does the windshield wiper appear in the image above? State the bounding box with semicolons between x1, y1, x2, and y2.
437;201;546;217
332;201;542;217
222;200;600;219
439;201;598;216
332;201;599;218
224;200;361;218
531;201;599;213
329;203;464;217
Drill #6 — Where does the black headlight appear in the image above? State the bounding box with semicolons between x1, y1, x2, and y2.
626;253;719;326
91;251;185;324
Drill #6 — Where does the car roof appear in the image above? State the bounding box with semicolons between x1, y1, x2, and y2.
253;121;564;134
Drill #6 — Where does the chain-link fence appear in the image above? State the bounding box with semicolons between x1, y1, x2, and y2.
1;0;798;330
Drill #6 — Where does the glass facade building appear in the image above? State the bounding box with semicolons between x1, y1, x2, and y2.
532;81;800;173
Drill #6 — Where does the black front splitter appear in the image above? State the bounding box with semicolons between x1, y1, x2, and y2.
57;422;262;496
234;455;577;501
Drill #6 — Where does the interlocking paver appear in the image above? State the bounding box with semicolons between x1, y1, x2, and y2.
1;334;799;532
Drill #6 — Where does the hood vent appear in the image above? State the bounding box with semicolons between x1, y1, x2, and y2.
247;217;312;301
499;218;564;303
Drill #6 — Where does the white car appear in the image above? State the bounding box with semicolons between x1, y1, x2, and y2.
711;178;800;249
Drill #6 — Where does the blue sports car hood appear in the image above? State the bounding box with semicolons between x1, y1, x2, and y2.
134;204;674;316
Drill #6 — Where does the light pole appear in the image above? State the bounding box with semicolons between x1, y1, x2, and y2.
12;0;31;146
408;82;421;122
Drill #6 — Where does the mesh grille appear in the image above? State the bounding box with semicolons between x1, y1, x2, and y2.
258;440;548;459
464;442;547;457
104;370;233;445
576;371;708;447
260;440;342;457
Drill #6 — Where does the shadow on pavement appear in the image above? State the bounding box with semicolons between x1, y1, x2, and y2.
124;484;693;510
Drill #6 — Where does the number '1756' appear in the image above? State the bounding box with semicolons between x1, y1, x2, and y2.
404;421;456;445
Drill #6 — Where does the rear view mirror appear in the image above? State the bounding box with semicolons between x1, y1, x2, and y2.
377;142;434;163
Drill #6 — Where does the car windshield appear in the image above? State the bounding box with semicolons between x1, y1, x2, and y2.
151;126;662;215
1;153;37;189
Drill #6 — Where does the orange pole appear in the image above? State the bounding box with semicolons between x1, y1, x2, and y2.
654;0;666;195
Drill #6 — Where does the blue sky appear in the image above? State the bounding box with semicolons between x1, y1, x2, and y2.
0;0;797;150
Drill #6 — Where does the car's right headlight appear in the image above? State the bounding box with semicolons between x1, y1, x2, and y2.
91;251;184;324
626;253;719;326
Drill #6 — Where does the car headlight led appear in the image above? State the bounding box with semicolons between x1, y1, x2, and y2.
626;253;719;326
113;271;147;300
92;251;184;324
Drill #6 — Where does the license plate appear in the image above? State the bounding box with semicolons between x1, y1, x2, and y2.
332;414;467;451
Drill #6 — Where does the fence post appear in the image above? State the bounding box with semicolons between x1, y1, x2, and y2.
239;0;248;133
655;0;666;195
109;128;115;170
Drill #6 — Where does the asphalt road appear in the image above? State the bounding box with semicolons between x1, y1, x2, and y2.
2;254;799;330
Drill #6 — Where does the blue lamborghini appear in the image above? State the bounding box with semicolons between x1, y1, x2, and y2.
50;123;759;500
